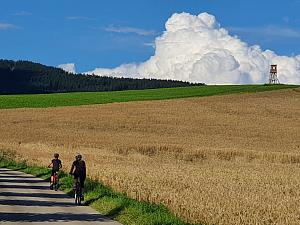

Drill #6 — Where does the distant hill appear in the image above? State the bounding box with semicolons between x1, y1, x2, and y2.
0;60;204;94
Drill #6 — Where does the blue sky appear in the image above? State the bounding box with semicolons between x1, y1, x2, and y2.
1;0;300;73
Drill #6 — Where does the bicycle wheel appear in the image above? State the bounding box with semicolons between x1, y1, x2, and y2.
75;192;81;205
74;182;81;205
54;182;59;191
52;173;59;191
75;193;78;205
77;194;81;205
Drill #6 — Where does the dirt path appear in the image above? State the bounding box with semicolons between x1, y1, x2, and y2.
0;168;121;225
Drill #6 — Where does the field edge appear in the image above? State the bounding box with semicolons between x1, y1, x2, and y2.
0;84;298;109
0;152;203;225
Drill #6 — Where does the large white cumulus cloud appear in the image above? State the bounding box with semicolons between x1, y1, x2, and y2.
58;63;76;74
87;12;300;84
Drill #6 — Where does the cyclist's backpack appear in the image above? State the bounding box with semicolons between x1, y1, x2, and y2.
52;159;61;171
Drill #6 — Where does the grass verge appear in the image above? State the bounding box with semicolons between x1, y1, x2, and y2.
0;84;298;109
0;154;201;225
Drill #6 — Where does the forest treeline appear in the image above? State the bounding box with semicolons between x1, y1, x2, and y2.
0;60;204;94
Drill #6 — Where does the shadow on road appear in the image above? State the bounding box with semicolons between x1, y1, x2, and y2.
0;170;26;175
0;178;47;183
0;199;74;207
0;184;48;190
0;191;67;199
0;212;112;222
0;175;34;179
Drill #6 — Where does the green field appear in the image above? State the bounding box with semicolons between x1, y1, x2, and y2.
0;85;298;109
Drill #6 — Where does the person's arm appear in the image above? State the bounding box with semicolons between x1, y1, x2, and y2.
69;162;75;174
59;160;62;169
48;161;53;168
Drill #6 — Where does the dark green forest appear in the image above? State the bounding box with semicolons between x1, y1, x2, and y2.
0;60;203;94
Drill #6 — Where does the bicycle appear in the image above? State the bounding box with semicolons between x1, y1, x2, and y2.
50;171;59;191
52;172;59;191
74;177;83;206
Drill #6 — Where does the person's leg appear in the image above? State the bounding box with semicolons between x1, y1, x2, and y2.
80;176;86;200
73;174;79;190
73;178;77;190
50;171;54;189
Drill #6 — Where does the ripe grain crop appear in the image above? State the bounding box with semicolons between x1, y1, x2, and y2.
0;88;300;224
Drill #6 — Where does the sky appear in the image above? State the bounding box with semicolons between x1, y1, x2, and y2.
1;0;300;84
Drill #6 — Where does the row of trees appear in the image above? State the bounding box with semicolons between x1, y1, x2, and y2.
0;60;204;94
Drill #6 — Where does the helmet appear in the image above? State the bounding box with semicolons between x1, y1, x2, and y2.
75;153;82;160
54;153;59;158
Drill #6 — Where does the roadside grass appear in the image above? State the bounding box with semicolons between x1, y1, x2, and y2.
0;84;298;109
0;155;200;225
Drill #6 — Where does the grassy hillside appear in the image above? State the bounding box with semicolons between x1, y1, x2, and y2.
0;84;298;109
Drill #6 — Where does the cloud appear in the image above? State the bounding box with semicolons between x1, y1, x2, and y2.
87;12;300;84
58;63;76;74
12;11;32;16
105;25;157;36
87;64;139;77
143;42;155;48
0;23;18;30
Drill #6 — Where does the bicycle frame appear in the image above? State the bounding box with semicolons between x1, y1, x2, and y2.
74;178;82;205
53;172;59;184
51;172;59;191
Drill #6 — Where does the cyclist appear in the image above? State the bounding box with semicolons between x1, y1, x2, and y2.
69;153;86;200
48;153;62;190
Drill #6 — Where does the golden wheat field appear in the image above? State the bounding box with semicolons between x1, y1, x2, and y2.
1;88;300;224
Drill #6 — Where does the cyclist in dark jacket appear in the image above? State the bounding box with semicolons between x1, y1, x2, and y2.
69;153;86;198
48;153;62;189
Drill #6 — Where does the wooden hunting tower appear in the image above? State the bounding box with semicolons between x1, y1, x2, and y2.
269;65;280;84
